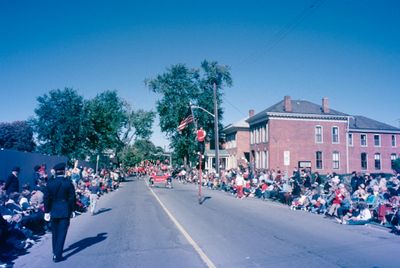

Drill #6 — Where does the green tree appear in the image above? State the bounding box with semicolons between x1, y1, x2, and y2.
196;60;232;149
31;88;87;159
0;121;36;152
85;90;127;157
120;139;161;167
147;60;232;165
121;106;155;144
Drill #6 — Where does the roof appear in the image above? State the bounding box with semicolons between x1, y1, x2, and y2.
247;99;348;123
223;117;249;133
349;116;400;132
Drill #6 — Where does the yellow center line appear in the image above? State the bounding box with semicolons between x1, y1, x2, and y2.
145;180;216;268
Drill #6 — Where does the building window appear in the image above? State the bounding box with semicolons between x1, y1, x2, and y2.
265;124;269;142
374;135;381;147
250;129;254;144
360;134;367;147
374;153;381;170
332;151;340;169
348;133;353;146
261;127;265;143
392;135;397;147
316;151;323;169
261;151;266;168
315;126;323;143
361;153;367;170
332;127;339;143
391;153;397;169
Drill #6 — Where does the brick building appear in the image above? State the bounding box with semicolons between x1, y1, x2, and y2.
223;110;252;169
224;96;400;174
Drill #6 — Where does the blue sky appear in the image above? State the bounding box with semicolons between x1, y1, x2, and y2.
1;0;399;148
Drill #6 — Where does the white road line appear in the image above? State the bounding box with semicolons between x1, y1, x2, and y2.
146;180;216;268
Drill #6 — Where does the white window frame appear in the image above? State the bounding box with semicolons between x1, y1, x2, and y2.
373;134;381;147
392;135;397;147
315;126;323;144
348;133;353;147
374;153;381;170
265;123;269;142
316;151;323;170
360;134;367;147
332;151;340;169
332;126;339;144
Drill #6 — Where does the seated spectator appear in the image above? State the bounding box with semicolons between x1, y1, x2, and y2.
341;202;372;225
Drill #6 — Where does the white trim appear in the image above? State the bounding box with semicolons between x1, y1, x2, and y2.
332;151;340;170
360;133;368;147
316;151;323;170
374;153;381;170
373;134;381;147
268;117;347;123
267;112;348;120
348;133;353;147
315;125;323;144
392;135;397;147
332;126;340;144
349;129;400;134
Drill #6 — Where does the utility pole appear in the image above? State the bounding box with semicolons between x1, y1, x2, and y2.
213;82;220;178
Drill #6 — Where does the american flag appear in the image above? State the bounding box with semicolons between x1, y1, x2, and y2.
177;110;194;132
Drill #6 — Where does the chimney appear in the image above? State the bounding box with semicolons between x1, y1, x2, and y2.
284;96;292;112
322;97;329;113
249;109;255;117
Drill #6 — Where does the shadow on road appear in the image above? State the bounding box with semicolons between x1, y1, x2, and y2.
63;232;108;259
199;196;212;205
95;208;112;215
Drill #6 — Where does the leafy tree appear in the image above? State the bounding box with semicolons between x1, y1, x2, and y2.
0;121;36;152
146;60;232;165
196;60;232;149
31;88;87;159
85;90;127;157
120;106;155;144
120;139;161;167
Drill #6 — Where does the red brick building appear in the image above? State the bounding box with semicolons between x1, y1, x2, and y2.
224;96;400;174
223;110;252;169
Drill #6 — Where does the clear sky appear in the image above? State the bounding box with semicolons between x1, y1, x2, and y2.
1;0;399;148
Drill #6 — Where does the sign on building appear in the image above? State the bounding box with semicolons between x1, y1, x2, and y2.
284;151;290;166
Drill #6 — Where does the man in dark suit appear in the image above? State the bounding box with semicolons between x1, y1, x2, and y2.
43;162;76;263
3;166;20;195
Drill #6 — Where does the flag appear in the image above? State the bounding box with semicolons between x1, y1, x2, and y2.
177;108;194;132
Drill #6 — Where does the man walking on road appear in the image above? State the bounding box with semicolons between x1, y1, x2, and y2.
43;162;76;263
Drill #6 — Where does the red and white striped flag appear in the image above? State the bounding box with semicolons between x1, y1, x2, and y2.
177;109;194;132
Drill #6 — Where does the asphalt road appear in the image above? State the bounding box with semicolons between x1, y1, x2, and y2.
14;177;400;268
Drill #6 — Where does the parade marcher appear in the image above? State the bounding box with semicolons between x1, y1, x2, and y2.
43;162;76;263
88;179;100;215
4;166;20;195
197;127;206;155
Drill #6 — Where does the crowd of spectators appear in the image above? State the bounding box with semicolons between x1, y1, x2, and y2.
0;164;125;265
177;165;400;234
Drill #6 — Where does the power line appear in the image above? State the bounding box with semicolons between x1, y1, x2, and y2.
243;0;325;64
222;95;248;118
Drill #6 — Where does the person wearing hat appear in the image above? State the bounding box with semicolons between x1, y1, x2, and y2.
3;167;21;195
43;162;76;263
